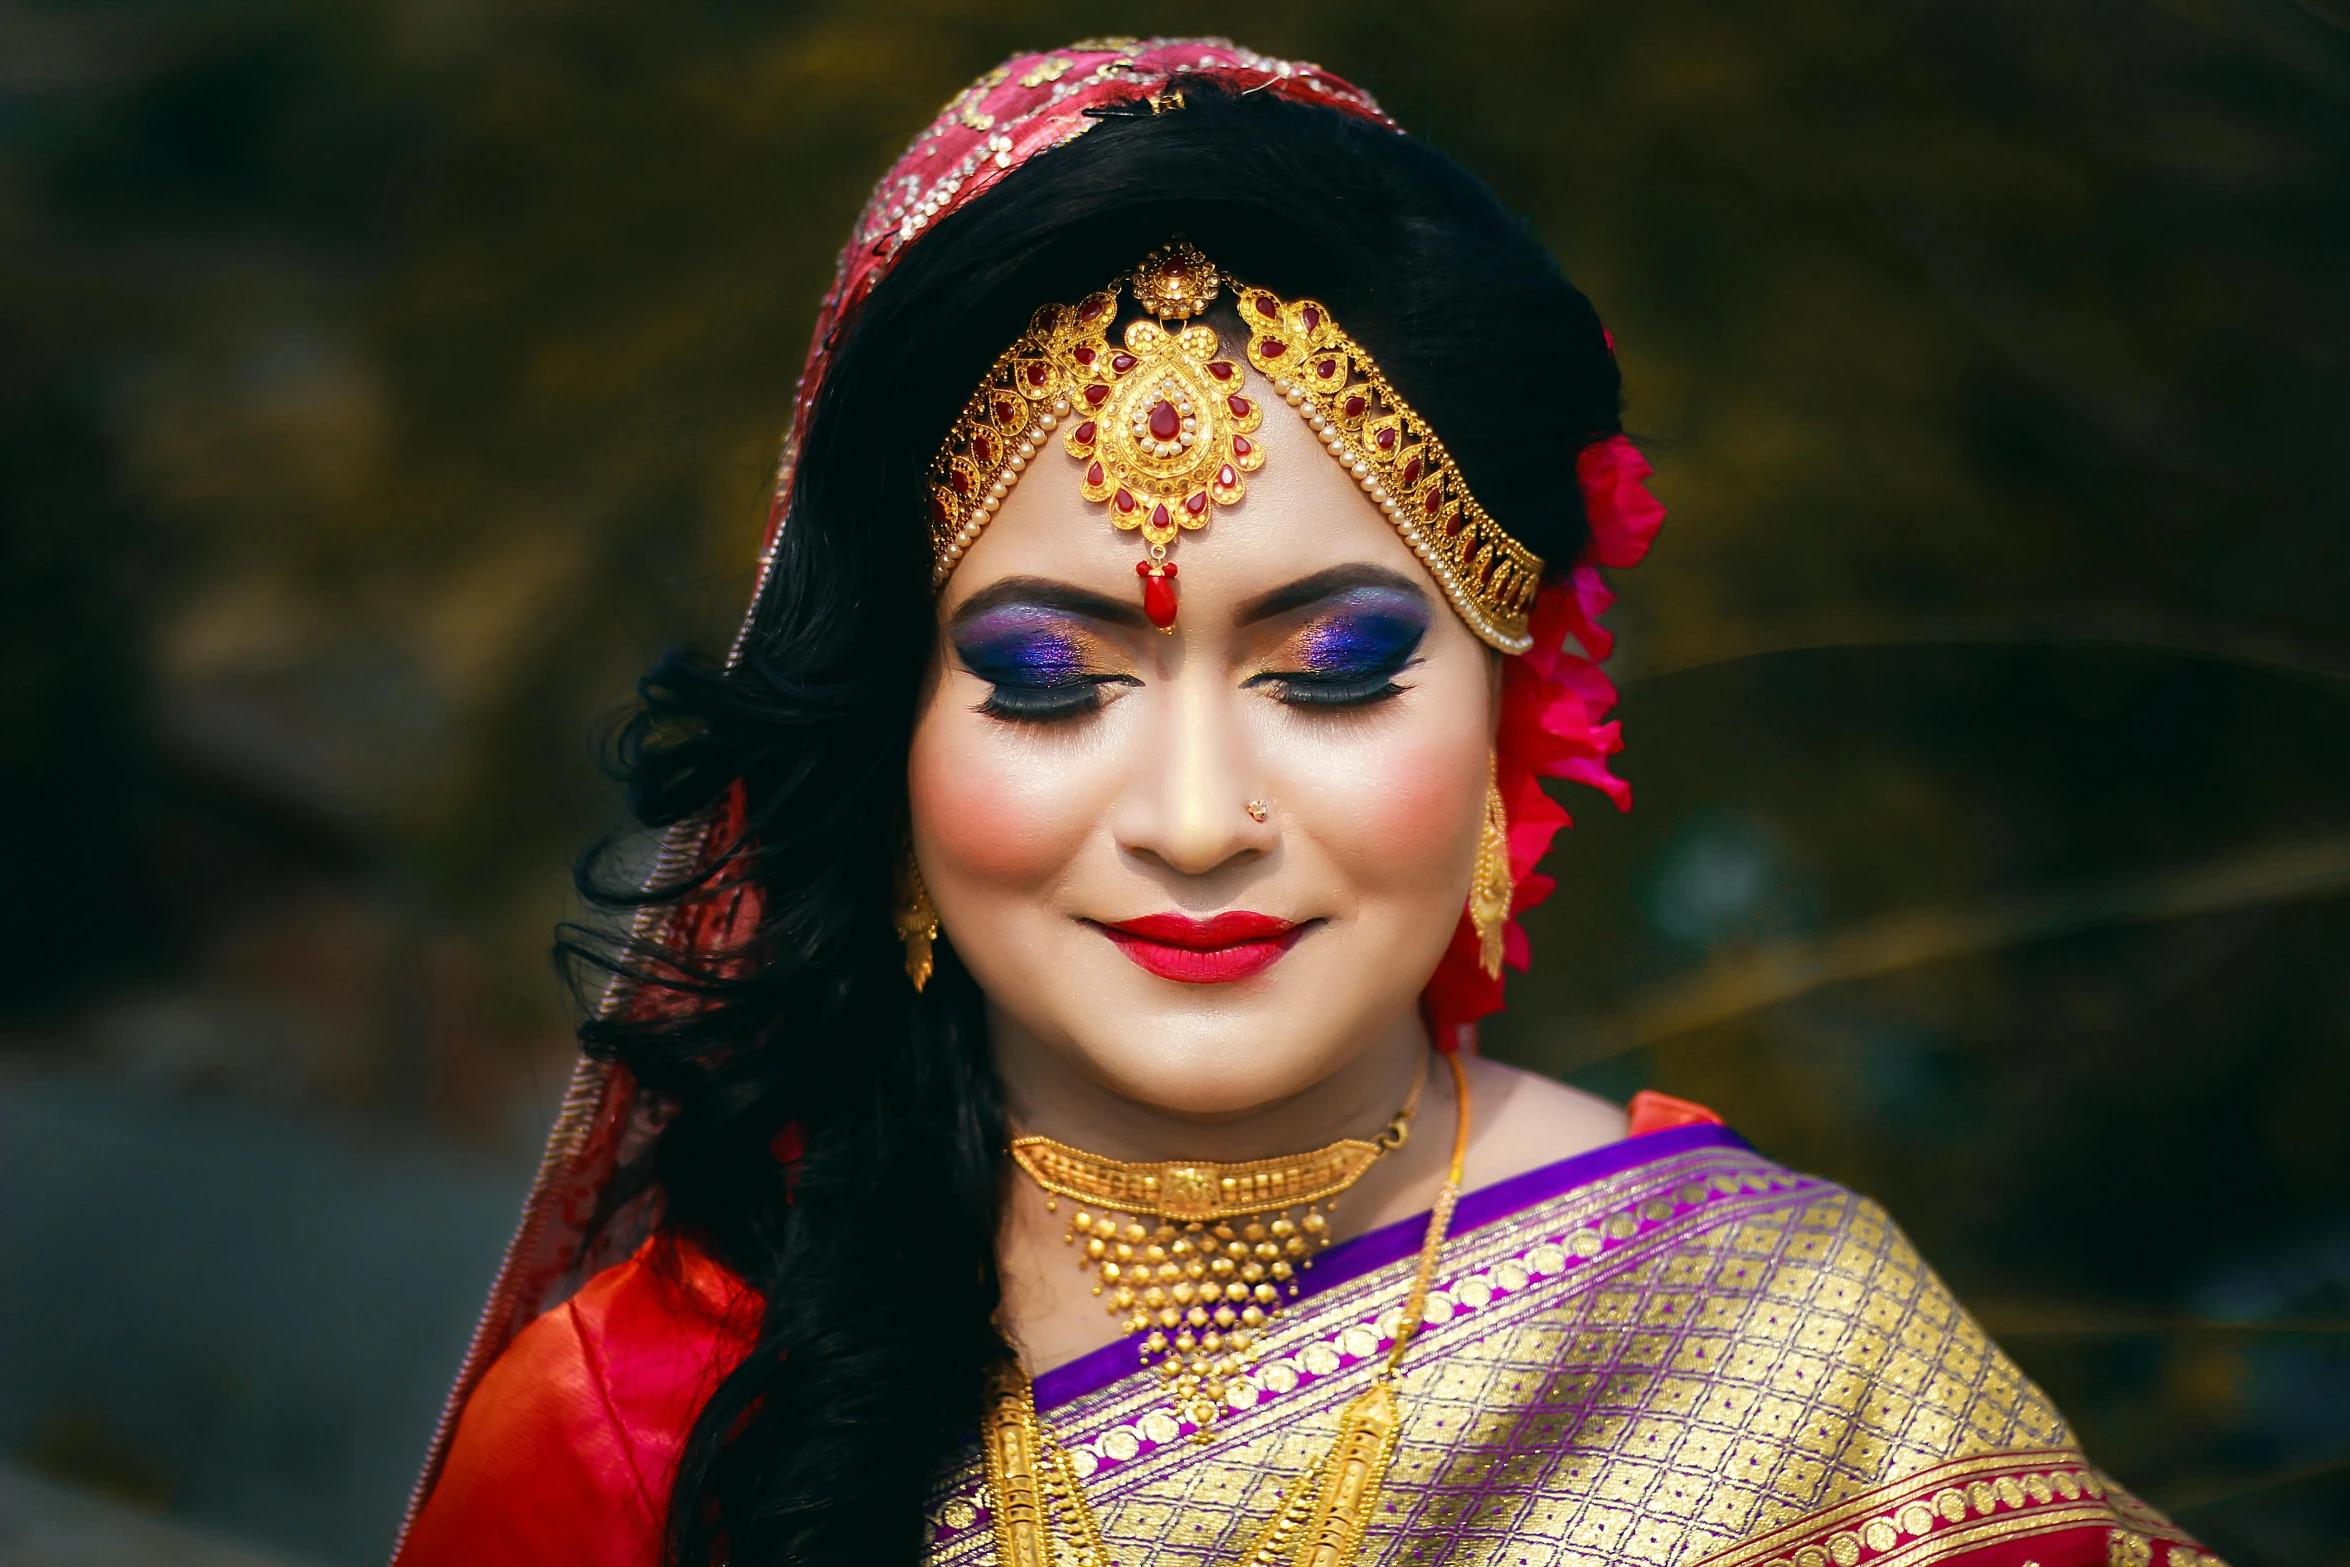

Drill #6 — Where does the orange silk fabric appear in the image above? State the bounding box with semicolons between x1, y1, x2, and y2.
394;1231;763;1567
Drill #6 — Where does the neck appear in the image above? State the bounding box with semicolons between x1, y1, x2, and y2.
989;1004;1430;1163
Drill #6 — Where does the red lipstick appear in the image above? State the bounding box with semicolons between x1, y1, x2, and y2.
1097;911;1304;984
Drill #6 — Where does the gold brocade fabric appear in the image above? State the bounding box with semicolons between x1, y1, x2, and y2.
923;1139;2204;1567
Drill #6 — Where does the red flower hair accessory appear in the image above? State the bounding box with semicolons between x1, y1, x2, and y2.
1421;434;1666;1051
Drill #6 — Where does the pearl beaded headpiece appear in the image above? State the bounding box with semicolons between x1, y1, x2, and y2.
925;239;1545;651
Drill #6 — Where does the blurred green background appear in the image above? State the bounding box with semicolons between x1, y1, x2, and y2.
1;1;2345;1563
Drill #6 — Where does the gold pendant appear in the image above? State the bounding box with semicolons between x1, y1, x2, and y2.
1238;1381;1405;1567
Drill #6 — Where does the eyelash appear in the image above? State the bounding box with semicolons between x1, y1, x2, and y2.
977;676;1134;724
1245;665;1416;709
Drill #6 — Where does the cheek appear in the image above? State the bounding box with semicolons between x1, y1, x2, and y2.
1310;734;1486;899
1273;673;1493;916
907;686;1097;895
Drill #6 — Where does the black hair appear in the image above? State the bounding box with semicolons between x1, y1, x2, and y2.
563;78;1621;1567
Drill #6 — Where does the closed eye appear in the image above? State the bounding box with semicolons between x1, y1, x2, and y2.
1245;585;1429;709
951;601;1138;727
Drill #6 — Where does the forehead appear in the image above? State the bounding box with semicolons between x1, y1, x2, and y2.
937;356;1432;616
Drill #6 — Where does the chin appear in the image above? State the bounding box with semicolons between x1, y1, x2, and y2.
1058;964;1370;1117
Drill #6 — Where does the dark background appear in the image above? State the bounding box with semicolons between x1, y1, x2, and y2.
2;2;2345;1563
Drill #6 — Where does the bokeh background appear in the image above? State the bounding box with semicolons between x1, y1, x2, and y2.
3;1;2346;1563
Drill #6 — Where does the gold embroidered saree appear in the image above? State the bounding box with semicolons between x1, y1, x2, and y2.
926;1126;2213;1567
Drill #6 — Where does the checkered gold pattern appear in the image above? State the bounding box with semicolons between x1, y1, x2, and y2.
924;1142;2192;1567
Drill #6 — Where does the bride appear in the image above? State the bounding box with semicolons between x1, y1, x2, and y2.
393;38;2215;1567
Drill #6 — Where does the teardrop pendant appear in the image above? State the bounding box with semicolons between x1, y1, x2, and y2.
1138;558;1178;631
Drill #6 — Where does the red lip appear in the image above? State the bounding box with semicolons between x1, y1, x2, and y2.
1098;911;1304;983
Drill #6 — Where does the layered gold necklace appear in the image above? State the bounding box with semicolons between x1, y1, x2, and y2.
1010;1051;1426;1426
987;1050;1470;1567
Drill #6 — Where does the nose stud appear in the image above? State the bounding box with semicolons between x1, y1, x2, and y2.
1245;800;1269;823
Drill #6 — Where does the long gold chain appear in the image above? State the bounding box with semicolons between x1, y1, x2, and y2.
1010;1053;1427;1426
983;1050;1471;1567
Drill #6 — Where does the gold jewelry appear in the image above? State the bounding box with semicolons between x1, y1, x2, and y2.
1009;1051;1425;1427
892;846;939;991
926;243;1544;650
1244;799;1269;823
928;240;1263;632
1468;749;1512;979
984;1051;1472;1567
1242;285;1542;652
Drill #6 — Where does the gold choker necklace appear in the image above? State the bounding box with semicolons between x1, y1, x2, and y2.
1009;1052;1427;1428
985;1050;1470;1567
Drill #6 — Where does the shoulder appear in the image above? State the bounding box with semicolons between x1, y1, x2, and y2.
1496;1152;2214;1567
1456;1054;1632;1187
395;1233;763;1567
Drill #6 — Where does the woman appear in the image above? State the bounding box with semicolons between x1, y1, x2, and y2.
393;39;2215;1567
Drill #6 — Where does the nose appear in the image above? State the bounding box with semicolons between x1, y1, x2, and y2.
1114;666;1269;879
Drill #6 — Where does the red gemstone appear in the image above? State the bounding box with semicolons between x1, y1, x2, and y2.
1084;384;1110;407
1444;509;1468;537
1315;358;1337;379
1217;464;1238;488
1139;562;1178;629
1343;395;1366;418
1111;353;1137;374
1149;503;1170;530
1228;395;1252;417
1253;294;1280;320
1148;400;1181;441
1184;490;1208;515
1260;338;1286;358
1208;361;1234;380
1025;364;1047;386
1399;455;1423;485
1086;461;1105;486
1232;434;1253;456
1079;297;1107;321
1376;428;1398;451
995;399;1017;425
949;469;970;495
1115;488;1137;512
1072;421;1096;445
929;495;950;525
1300;306;1322;331
1073;346;1096;366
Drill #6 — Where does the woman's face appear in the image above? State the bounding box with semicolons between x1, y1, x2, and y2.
909;346;1497;1124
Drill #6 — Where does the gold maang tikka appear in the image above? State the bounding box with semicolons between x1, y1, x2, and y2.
1009;1050;1426;1429
926;245;1547;652
928;239;1265;633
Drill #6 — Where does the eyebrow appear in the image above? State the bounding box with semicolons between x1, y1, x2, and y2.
950;575;1151;631
948;563;1433;633
1233;564;1431;628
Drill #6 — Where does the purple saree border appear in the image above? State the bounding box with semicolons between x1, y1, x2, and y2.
1030;1121;1750;1412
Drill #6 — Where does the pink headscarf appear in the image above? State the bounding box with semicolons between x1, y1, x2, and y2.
403;35;1659;1525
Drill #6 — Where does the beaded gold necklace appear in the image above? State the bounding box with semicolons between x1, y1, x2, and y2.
1010;1052;1426;1426
984;1051;1470;1567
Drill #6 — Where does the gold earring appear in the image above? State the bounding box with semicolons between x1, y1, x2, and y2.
1468;749;1511;979
892;845;939;992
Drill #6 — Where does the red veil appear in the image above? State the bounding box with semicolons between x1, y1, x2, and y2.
396;36;1660;1543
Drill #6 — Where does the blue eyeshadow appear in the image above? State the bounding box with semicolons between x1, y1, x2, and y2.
1288;587;1429;676
953;604;1098;685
